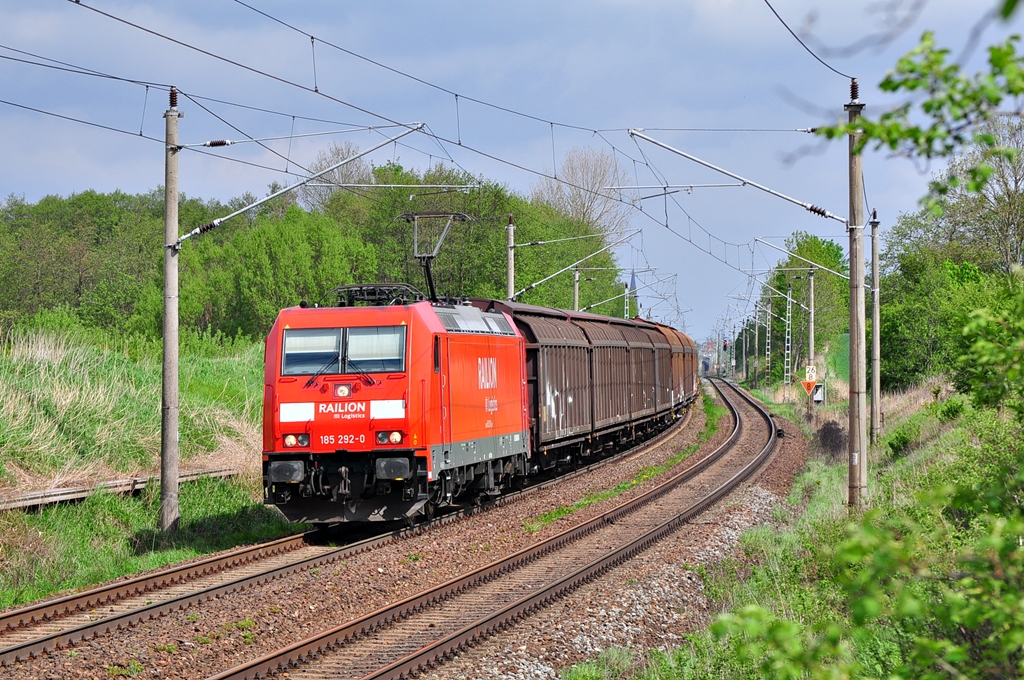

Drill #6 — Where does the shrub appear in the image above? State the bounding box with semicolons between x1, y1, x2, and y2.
937;396;966;421
885;421;920;458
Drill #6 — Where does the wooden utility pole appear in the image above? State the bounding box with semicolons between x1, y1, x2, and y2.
160;87;182;533
573;267;580;311
870;213;881;445
506;214;515;300
845;80;868;509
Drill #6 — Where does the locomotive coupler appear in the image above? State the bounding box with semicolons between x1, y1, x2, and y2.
332;467;351;502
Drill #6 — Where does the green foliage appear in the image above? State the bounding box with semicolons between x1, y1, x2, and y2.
818;29;1024;211
660;285;1024;679
959;271;1024;419
0;477;296;608
885;420;920;458
750;233;848;387
925;395;967;423
106;659;144;677
879;246;997;390
562;648;635;680
1;167;630;340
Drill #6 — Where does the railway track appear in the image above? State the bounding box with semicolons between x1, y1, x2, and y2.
0;467;236;512
208;378;774;680
0;400;696;672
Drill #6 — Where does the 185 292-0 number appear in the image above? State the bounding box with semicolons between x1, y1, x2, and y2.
320;434;366;445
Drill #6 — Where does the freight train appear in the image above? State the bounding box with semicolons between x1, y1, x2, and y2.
262;284;699;524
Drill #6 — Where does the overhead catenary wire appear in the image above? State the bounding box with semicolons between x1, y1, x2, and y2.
177;126;385;148
5;19;688;318
0;96;318;177
761;0;855;80
19;3;791;324
68;0;409;129
227;0;814;138
5;37;474;188
17;7;780;253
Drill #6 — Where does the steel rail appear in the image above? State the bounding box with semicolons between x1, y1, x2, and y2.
0;467;236;512
207;380;760;680
0;402;696;668
0;532;305;637
365;379;775;680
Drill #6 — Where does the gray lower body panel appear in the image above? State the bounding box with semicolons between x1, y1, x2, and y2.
430;430;529;473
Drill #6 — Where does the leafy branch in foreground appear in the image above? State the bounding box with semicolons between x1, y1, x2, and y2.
818;29;1024;211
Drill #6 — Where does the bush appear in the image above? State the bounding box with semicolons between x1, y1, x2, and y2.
885;421;920;458
937;396;966;421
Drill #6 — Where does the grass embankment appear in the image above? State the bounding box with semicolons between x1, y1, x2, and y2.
524;391;727;532
0;312;298;608
564;385;1019;679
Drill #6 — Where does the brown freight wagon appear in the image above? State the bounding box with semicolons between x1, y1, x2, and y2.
472;300;699;473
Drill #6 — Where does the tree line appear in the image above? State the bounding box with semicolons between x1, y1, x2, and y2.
0;151;635;340
732;117;1024;392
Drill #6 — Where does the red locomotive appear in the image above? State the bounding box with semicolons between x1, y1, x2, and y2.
262;284;699;524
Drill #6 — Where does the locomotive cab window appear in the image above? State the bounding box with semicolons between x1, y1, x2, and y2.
281;328;341;375
347;326;406;372
282;326;406;376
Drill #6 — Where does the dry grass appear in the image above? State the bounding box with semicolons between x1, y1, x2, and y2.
187;409;263;498
881;376;948;427
1;328;262;495
0;512;60;598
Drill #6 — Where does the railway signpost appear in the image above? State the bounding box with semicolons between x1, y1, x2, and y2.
804;364;817;411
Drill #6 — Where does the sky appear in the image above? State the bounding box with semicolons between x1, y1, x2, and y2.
1;0;1019;341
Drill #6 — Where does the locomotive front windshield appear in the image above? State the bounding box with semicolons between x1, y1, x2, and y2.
281;326;406;375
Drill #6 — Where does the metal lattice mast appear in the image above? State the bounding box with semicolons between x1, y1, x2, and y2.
765;304;771;386
753;308;760;388
784;283;793;400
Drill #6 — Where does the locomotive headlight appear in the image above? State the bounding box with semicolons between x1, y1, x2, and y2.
375;431;403;445
334;383;352;398
297;434;310;447
284;434;298;447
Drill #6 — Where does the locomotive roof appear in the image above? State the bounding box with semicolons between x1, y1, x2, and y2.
432;303;517;336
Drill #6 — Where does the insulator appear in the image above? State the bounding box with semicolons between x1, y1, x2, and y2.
850;79;859;102
169;87;178;109
807;204;827;217
198;221;217;234
206;140;229;147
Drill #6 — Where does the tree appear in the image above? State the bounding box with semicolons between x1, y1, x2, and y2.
942;117;1024;272
298;141;373;213
530;147;633;238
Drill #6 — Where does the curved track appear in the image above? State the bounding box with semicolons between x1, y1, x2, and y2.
209;379;775;680
0;401;696;669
